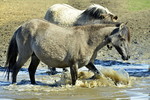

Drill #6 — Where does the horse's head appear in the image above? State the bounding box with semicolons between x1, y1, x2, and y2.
97;5;118;22
84;4;118;22
100;14;118;22
107;23;130;60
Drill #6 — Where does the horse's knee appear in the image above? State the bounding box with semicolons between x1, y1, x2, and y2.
86;62;99;74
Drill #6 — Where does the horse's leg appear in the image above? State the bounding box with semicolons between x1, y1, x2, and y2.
85;62;103;78
28;53;40;84
49;67;57;75
49;67;68;75
70;63;78;85
86;62;99;74
12;54;31;83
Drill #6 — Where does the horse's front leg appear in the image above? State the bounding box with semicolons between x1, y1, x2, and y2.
70;63;78;85
86;62;103;78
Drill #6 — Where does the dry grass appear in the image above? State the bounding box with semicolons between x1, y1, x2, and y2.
0;0;69;26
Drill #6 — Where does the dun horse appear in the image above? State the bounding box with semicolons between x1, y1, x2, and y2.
44;4;118;26
5;19;130;85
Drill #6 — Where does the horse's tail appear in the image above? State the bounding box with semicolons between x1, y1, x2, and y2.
5;26;22;81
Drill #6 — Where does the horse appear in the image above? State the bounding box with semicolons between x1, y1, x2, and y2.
45;3;118;74
5;19;130;85
49;20;121;74
44;4;118;26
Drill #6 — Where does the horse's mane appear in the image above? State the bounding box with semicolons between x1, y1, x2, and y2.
74;20;130;42
81;4;109;19
74;21;121;33
122;26;131;42
74;20;121;27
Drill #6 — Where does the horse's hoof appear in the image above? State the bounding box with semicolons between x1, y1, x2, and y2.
31;82;38;85
31;82;37;85
12;81;17;84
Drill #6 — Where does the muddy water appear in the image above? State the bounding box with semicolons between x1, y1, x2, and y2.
0;60;150;100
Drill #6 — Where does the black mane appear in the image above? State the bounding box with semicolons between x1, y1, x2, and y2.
81;7;106;19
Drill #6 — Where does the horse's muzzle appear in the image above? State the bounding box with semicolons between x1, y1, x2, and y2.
122;55;130;60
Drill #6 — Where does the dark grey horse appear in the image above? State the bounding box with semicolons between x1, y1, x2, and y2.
5;19;130;85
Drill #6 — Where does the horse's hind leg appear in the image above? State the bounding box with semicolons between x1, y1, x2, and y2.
28;53;40;84
12;54;31;83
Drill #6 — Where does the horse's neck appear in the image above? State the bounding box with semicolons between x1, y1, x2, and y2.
87;26;116;51
84;26;116;62
71;25;116;63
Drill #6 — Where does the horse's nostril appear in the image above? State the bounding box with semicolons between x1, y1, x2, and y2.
128;56;130;59
114;16;118;20
122;56;129;60
125;57;129;60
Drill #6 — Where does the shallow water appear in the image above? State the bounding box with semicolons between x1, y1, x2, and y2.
0;60;150;100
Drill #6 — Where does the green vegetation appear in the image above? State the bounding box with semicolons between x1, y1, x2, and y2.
128;0;150;11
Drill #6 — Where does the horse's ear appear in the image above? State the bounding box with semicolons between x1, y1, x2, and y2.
119;22;128;29
119;23;125;30
119;22;128;37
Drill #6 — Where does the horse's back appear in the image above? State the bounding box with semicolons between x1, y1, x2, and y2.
44;4;83;25
20;19;76;67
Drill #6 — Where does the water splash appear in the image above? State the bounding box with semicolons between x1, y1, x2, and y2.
58;68;130;88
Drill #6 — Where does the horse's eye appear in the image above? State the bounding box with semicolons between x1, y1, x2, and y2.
99;15;105;19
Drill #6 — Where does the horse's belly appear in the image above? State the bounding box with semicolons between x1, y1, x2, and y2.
46;60;69;68
36;52;69;68
32;42;69;68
